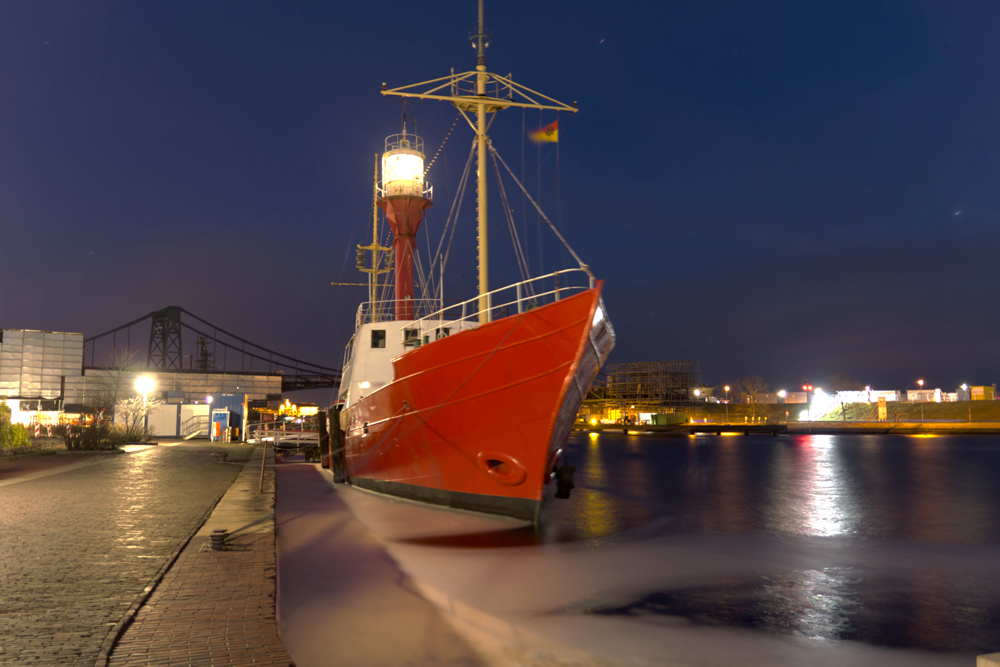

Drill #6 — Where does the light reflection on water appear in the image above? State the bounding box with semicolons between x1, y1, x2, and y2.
543;432;1000;654
553;431;1000;544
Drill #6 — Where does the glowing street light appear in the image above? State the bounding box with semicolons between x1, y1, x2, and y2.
778;390;787;399
917;379;925;421
693;389;701;397
724;385;730;423
135;375;155;404
135;375;155;433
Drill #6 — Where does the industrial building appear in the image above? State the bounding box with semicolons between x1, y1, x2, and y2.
1;327;282;426
606;360;701;407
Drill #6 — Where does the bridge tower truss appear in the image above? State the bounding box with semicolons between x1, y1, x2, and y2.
147;306;183;370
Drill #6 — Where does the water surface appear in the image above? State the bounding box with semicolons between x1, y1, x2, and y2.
539;432;1000;654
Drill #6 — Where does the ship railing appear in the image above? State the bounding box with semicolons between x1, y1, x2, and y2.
377;179;433;201
355;299;445;328
384;133;424;154
402;268;596;338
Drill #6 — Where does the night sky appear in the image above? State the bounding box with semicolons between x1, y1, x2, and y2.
1;1;997;394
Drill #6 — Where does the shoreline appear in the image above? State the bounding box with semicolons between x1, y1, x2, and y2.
574;421;1000;436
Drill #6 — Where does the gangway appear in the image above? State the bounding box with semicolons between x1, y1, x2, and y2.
247;423;320;459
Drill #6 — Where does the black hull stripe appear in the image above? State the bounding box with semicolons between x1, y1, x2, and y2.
348;476;538;522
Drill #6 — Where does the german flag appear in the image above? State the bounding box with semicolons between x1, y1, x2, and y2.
529;119;559;143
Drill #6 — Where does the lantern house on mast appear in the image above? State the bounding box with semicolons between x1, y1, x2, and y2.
377;130;433;320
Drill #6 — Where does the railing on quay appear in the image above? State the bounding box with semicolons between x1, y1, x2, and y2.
246;422;319;448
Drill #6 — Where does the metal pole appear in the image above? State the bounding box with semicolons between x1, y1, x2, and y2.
476;0;489;324
259;442;267;493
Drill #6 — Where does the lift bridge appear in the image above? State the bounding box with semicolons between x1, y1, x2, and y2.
84;306;341;393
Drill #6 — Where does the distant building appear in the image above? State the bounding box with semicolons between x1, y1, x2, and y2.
906;389;942;403
0;329;84;403
958;385;996;401
1;327;282;426
605;360;701;406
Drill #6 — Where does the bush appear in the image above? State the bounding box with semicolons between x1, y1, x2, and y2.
0;404;38;456
60;421;153;451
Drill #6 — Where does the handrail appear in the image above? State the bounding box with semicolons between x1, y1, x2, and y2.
350;269;596;335
405;268;594;334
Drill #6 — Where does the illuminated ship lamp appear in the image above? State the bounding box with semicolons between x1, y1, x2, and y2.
382;150;425;198
381;132;432;199
379;131;434;319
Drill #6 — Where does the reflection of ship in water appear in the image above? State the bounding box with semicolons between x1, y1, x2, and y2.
332;0;614;522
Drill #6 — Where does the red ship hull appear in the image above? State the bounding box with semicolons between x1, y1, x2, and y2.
341;283;613;521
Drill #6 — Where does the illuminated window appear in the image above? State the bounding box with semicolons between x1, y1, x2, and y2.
371;330;386;349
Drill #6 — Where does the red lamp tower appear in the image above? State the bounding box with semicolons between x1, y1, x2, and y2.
377;130;433;320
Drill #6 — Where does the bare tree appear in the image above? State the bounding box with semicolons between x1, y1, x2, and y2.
734;375;769;419
831;372;865;423
115;395;163;441
86;348;146;421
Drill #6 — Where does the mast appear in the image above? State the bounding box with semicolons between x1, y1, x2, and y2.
475;0;489;322
381;0;577;324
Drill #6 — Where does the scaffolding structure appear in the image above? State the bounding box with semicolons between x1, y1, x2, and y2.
606;360;701;407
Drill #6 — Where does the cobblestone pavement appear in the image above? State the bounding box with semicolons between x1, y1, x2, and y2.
0;442;253;666
107;447;292;667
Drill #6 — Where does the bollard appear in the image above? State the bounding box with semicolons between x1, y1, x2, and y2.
210;529;228;551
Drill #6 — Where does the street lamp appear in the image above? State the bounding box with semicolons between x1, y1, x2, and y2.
205;396;215;441
724;385;730;424
135;375;155;432
917;379;924;421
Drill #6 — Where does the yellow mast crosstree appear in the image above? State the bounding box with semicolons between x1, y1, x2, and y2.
380;0;577;324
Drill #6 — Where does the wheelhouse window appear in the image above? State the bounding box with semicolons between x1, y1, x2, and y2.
371;329;386;349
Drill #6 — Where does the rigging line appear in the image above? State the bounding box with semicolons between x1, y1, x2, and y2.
427;140;476;297
424;113;459;177
413;237;431;302
488;144;531;285
432;139;475;265
349;401;411;467
438;146;474;281
491;147;591;275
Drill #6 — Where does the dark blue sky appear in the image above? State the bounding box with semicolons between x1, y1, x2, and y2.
1;1;997;393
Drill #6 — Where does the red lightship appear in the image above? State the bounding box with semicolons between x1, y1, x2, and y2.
331;2;614;522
